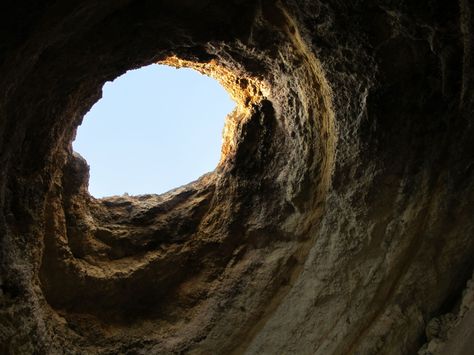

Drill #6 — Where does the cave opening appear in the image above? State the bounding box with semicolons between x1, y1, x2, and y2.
3;1;474;353
73;63;235;198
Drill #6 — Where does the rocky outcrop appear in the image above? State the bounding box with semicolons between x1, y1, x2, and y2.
0;0;473;354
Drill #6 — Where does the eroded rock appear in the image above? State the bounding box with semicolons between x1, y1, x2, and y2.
0;0;473;354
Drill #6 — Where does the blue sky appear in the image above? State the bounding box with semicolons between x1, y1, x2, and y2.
73;64;235;198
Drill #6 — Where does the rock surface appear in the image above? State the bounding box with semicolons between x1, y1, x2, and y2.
419;272;474;355
0;0;473;354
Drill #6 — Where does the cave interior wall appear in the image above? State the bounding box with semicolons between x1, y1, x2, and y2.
0;0;473;354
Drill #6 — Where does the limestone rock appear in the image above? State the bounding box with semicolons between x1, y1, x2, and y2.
0;0;473;354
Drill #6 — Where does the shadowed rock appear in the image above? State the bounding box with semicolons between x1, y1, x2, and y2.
0;0;473;354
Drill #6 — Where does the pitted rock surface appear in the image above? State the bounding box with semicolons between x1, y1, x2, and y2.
0;1;473;354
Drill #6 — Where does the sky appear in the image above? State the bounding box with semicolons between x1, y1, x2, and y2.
73;64;235;198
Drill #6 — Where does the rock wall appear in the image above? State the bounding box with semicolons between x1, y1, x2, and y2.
0;0;473;354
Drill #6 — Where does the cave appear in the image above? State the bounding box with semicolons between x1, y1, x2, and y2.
0;1;473;354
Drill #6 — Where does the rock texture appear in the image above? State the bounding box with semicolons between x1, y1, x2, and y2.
419;272;474;355
0;0;473;354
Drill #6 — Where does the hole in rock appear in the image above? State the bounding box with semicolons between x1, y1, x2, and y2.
73;64;235;198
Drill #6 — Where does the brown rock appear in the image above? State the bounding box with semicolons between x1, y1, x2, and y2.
0;0;473;354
